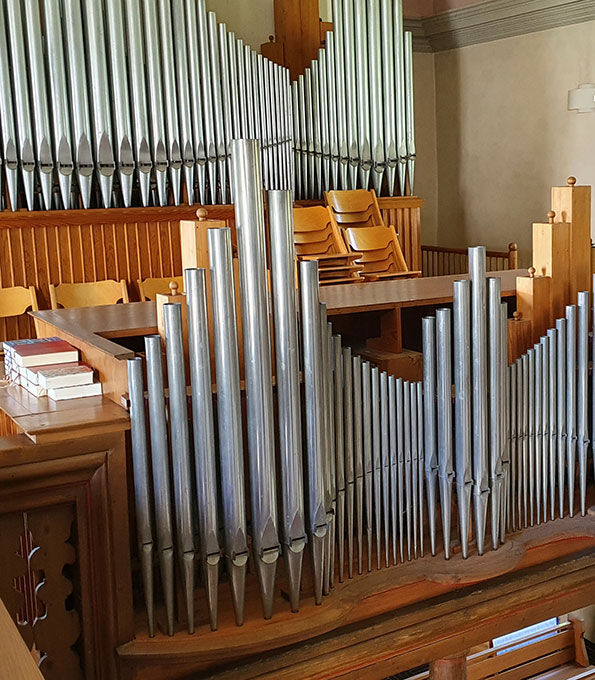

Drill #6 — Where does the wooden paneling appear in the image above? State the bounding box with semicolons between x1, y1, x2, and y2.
0;199;419;344
0;206;229;344
377;196;423;273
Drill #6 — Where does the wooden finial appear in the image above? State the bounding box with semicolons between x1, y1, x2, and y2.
513;311;522;321
528;267;536;278
547;210;556;223
508;242;518;251
196;207;208;221
568;176;577;187
268;34;275;42
169;280;179;295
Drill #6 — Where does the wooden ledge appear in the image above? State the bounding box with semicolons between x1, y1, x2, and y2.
118;513;595;680
0;384;129;443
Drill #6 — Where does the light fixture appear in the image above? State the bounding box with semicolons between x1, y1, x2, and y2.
568;83;595;112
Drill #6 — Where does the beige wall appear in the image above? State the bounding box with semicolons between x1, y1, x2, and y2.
413;53;439;245
433;20;595;263
206;0;274;50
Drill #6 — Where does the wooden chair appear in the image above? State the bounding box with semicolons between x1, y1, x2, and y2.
0;286;39;350
138;276;184;302
293;206;363;284
345;225;421;280
49;280;129;309
0;286;39;318
325;189;384;229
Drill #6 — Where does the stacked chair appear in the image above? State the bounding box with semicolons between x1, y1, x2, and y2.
325;189;421;280
292;206;364;284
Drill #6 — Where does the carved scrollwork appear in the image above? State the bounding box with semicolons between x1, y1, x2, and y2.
0;506;83;679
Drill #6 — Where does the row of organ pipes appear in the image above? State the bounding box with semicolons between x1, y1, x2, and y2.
127;140;595;637
0;0;415;211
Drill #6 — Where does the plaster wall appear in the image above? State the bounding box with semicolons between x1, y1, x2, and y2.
433;19;595;262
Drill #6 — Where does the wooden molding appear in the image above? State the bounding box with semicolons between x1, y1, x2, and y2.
406;0;595;52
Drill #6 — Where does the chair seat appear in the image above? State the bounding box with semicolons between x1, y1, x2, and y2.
319;275;363;285
346;225;411;278
318;265;364;277
298;252;362;265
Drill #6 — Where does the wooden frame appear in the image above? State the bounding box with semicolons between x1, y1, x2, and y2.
0;386;133;679
118;522;595;679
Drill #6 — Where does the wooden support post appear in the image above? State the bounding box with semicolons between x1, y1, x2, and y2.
180;208;227;272
156;281;189;372
272;0;322;79
429;652;468;680
551;176;592;299
508;311;532;363
516;268;553;344
532;211;571;320
179;209;244;379
365;306;403;354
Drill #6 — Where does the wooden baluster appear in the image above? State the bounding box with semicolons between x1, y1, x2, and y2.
508;311;532;363
508;242;518;269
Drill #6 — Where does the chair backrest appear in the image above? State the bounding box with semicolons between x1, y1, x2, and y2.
293;206;348;257
138;276;184;302
49;280;130;309
325;189;384;229
345;225;409;275
0;286;39;319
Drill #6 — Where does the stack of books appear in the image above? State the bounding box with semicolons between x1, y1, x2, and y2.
3;337;102;400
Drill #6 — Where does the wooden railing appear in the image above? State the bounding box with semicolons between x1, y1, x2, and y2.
421;242;518;277
411;616;589;680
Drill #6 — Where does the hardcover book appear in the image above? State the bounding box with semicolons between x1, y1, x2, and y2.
47;382;102;401
11;339;79;368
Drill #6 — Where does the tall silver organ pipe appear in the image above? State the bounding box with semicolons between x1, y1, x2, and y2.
126;144;593;635
1;0;415;210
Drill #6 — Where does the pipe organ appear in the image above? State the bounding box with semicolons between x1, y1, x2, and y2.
127;140;594;637
0;0;415;212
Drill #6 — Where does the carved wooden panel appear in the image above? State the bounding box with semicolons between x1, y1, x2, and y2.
0;507;82;679
0;430;133;679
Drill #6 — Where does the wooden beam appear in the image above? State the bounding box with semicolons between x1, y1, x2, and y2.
273;0;321;79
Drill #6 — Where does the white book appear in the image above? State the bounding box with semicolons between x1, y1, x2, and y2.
47;382;102;401
21;378;46;398
36;364;94;389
